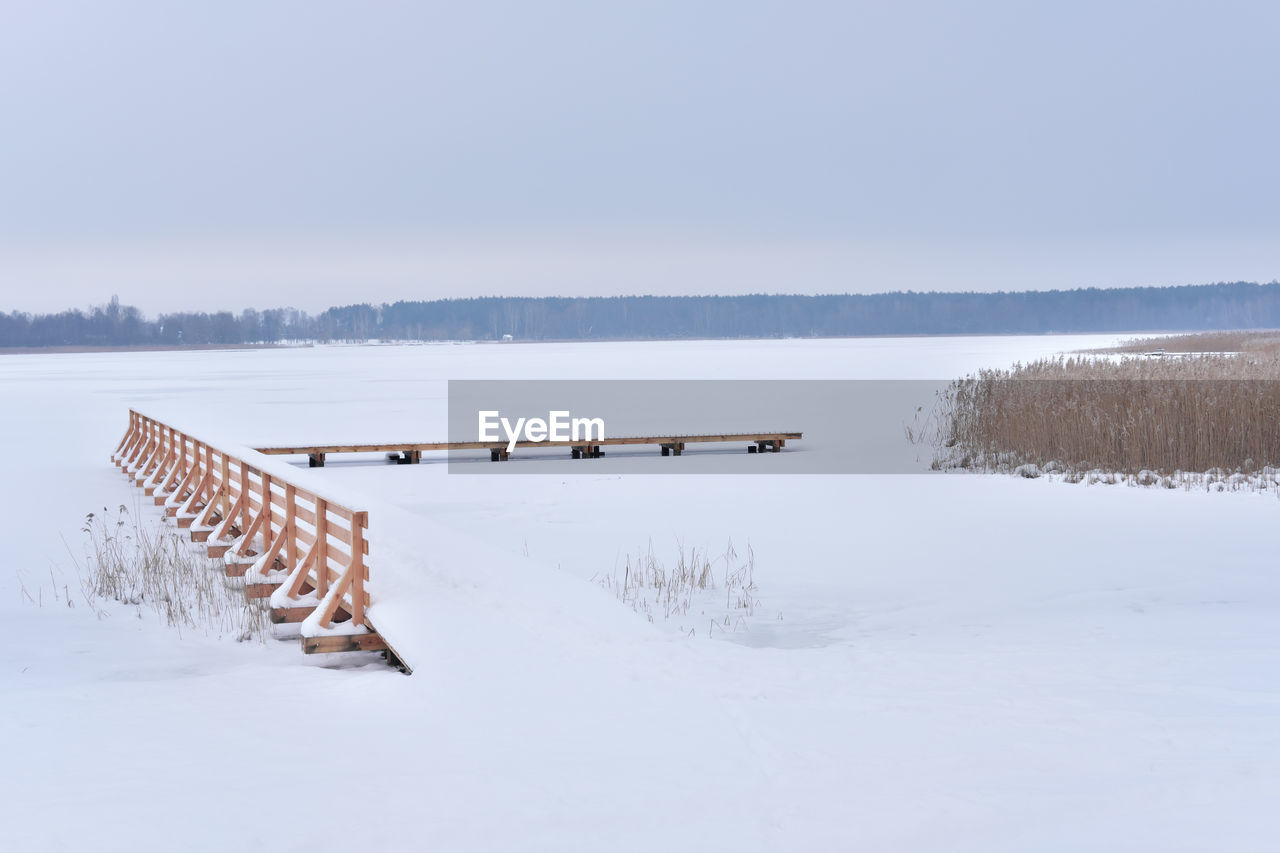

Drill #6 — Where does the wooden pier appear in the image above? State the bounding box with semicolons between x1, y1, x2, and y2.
110;410;800;671
254;431;803;467
110;410;400;666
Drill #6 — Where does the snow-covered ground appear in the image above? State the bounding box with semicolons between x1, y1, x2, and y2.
4;334;1279;852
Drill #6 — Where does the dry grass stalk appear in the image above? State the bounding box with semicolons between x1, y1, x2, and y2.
63;503;269;641
595;539;758;635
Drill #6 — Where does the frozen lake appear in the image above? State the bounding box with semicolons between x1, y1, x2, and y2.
4;334;1279;852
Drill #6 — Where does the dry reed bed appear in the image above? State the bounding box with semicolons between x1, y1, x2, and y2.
932;352;1280;481
1088;330;1280;355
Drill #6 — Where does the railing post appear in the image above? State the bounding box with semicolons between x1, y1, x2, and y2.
189;440;202;498
135;419;154;479
113;411;136;461
199;438;209;499
125;416;147;468
262;471;273;548
316;499;329;596
176;432;187;480
351;511;367;626
219;452;230;517
284;484;296;571
158;431;186;496
155;424;170;480
239;462;251;532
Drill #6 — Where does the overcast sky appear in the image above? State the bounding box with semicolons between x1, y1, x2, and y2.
2;1;1278;314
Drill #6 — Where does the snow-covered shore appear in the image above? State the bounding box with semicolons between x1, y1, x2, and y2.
5;334;1278;852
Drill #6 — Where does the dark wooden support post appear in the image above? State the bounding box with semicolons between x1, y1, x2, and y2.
308;452;325;468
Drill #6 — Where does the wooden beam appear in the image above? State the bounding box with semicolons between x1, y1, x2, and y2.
270;605;313;624
244;582;279;600
302;633;388;654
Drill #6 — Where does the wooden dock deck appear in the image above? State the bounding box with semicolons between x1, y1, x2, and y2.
254;431;803;466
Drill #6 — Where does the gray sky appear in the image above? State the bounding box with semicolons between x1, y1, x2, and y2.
2;1;1278;314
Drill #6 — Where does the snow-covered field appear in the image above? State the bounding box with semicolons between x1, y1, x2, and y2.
4;334;1279;852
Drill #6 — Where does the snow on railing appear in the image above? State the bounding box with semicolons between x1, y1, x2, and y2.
111;409;387;656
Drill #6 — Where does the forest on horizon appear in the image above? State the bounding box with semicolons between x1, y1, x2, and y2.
3;282;1280;347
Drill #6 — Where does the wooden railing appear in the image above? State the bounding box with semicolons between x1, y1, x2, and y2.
111;410;388;657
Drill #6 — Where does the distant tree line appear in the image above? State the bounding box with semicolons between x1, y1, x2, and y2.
0;297;312;347
5;282;1280;347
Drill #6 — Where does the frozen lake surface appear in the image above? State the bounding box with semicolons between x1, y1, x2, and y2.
4;334;1279;852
